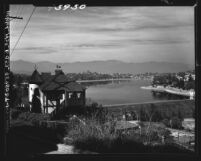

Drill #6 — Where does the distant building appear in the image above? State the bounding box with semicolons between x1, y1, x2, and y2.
183;73;195;82
189;90;195;100
182;118;195;131
28;66;86;114
176;75;183;80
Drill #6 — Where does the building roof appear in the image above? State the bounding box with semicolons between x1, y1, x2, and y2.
65;82;86;92
40;72;86;92
41;72;52;81
30;69;86;92
30;69;43;84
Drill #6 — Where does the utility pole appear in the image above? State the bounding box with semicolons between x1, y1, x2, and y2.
7;13;23;130
1;5;23;158
8;16;23;20
6;10;23;133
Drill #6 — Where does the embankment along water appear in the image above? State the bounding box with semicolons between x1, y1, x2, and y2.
104;99;195;119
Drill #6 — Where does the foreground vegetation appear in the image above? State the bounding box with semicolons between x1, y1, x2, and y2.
63;105;194;153
106;100;195;128
65;119;191;153
10;99;195;154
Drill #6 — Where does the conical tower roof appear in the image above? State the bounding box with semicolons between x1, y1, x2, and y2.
30;69;43;84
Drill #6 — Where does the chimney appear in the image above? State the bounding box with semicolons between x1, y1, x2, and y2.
55;65;64;75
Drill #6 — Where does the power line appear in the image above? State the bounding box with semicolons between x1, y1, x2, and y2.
11;6;36;56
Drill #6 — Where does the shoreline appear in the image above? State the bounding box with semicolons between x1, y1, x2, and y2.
78;78;151;83
141;85;195;98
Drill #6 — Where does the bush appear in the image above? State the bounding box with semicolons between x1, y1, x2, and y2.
65;115;191;153
67;119;116;140
170;117;183;129
11;108;23;120
17;112;50;126
69;130;190;153
83;105;109;124
185;81;195;90
162;119;170;127
65;117;119;149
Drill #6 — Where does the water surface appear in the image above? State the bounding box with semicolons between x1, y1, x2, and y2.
86;80;187;105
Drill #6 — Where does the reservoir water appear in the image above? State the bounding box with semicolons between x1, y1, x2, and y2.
85;80;187;105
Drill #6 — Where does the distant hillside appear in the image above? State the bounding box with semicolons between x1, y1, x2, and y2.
10;60;194;75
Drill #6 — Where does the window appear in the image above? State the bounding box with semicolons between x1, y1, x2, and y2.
69;93;73;98
77;93;81;98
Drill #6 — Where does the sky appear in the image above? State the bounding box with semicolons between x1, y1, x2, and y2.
10;5;194;65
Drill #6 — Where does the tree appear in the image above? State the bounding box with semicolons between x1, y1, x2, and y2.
177;109;184;121
153;110;162;122
31;88;42;113
170;117;183;129
139;108;146;121
191;107;195;119
143;104;157;143
178;79;185;89
146;104;156;121
131;111;138;120
162;119;170;127
185;81;195;90
16;75;23;86
153;75;167;85
188;74;194;82
177;72;185;78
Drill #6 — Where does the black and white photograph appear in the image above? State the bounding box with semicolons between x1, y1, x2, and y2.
2;1;198;157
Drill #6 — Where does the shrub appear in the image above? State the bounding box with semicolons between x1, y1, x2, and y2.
162;119;170;127
68;119;115;140
10;108;23;120
170;117;183;129
65;117;119;148
17;112;50;126
65;115;191;153
91;102;98;108
185;81;195;90
70;131;189;153
83;105;109;124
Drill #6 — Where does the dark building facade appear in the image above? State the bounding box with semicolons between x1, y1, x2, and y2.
28;67;86;114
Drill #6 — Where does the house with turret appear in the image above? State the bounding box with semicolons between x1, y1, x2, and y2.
28;66;86;115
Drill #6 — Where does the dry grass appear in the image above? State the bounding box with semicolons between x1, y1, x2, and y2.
64;115;192;153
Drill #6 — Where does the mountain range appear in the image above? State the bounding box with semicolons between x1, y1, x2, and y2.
10;60;194;75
